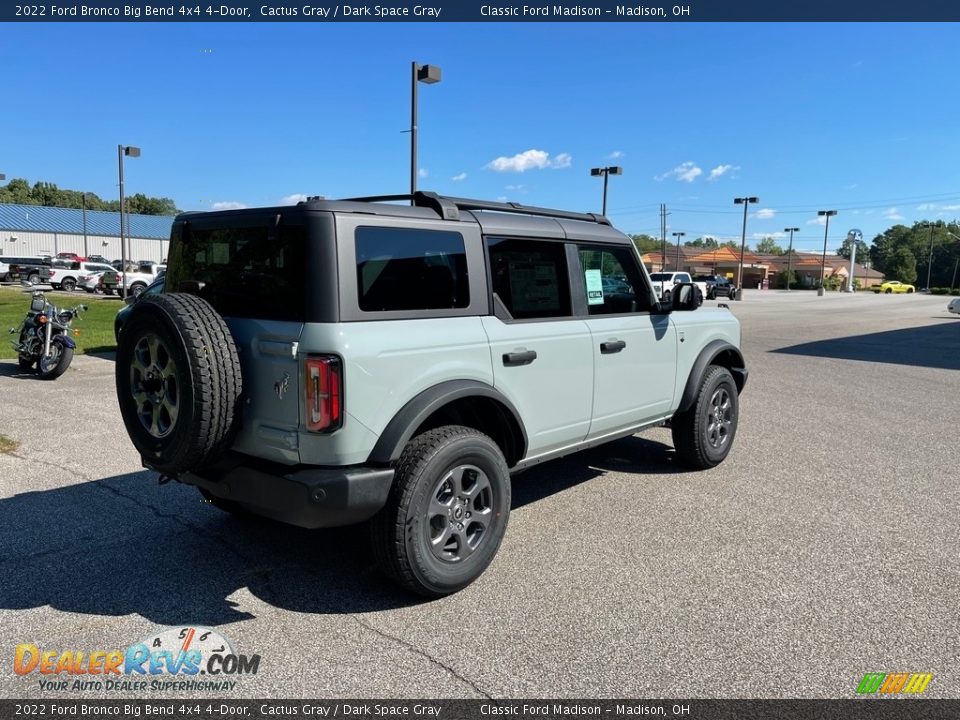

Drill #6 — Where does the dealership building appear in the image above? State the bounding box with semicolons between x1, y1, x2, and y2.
0;203;174;262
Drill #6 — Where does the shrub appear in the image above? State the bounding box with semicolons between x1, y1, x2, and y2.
951;289;960;296
930;287;949;295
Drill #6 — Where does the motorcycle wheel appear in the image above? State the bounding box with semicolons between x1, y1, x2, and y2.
38;342;74;380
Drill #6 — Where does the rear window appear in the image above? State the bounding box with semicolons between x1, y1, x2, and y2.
171;223;307;321
355;227;469;312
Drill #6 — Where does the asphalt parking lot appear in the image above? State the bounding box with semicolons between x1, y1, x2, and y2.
0;291;957;699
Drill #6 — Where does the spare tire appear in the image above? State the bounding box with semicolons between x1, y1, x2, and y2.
115;292;243;474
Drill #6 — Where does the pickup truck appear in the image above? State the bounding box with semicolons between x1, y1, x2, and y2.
46;261;117;291
648;272;707;305
117;262;165;299
694;274;736;300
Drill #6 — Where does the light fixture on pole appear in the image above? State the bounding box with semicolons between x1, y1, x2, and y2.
784;227;799;291
0;173;6;181
118;145;141;282
671;231;685;269
410;62;441;199
590;166;623;216
817;209;837;295
733;196;759;300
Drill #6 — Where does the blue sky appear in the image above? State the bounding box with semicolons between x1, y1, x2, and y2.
2;22;958;251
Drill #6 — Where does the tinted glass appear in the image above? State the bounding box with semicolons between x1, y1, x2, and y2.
355;227;468;312
171;223;307;321
487;238;571;320
578;245;651;315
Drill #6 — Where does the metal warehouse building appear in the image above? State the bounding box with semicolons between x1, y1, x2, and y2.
0;203;174;262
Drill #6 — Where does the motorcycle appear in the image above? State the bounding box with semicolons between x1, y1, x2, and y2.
9;288;87;379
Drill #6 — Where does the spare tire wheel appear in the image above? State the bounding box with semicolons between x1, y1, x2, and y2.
115;293;243;474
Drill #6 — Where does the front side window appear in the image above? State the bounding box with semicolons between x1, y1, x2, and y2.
578;245;652;315
356;227;468;312
487;238;571;320
171;223;307;321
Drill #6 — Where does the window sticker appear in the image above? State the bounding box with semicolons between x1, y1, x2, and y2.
585;269;604;305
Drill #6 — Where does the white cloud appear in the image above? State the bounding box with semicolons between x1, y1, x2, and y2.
212;201;247;210
418;168;429;178
917;203;935;211
752;231;784;239
656;161;703;183
280;193;308;205
609;150;624;159
707;164;738;181
882;207;904;221
940;203;960;211
752;208;776;220
807;216;827;226
845;183;859;190
486;149;572;172
451;172;467;182
505;184;527;192
496;196;508;202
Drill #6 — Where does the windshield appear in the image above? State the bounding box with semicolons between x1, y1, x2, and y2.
649;273;670;281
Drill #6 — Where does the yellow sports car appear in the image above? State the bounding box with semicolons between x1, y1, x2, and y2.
873;281;915;294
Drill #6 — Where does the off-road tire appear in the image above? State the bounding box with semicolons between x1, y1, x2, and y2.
115;292;243;474
671;365;739;470
372;426;511;597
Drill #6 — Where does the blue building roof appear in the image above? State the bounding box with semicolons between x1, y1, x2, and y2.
0;203;173;240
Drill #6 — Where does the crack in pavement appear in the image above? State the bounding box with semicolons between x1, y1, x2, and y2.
350;615;492;698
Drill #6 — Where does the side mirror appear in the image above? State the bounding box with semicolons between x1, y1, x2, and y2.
671;283;699;312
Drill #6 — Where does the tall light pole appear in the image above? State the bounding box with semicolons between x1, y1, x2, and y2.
590;166;623;216
672;231;685;270
733;196;759;300
784;227;799;291
81;192;89;259
924;222;936;290
410;62;441;198
817;209;837;295
945;230;960;290
118;145;141;279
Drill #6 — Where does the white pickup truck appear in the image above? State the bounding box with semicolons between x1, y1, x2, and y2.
117;262;165;299
648;272;707;305
46;261;117;292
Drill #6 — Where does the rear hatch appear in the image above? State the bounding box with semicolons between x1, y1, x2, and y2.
166;215;309;464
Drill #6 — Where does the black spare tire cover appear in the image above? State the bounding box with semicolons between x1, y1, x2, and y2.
115;292;243;474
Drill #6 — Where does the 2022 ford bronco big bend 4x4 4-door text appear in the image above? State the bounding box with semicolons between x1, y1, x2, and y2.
114;192;747;596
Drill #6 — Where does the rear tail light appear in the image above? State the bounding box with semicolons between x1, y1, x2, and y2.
46;269;54;277
304;356;342;432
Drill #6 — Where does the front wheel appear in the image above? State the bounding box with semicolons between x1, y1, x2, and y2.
885;288;893;294
906;288;914;294
671;365;739;469
372;426;511;597
38;340;74;380
27;273;40;285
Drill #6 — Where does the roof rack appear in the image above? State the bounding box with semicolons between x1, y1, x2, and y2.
339;191;611;226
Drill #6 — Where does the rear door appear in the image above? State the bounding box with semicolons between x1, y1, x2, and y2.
481;237;594;458
576;244;678;437
167;216;307;464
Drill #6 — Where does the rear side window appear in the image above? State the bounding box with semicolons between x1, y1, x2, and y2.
172;223;307;321
487;238;571;320
355;227;469;312
578;244;652;315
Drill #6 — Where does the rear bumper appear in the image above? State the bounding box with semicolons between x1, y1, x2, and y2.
177;457;395;529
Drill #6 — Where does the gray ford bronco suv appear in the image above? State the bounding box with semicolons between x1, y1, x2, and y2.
115;192;747;596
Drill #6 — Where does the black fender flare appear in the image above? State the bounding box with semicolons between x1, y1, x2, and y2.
677;340;747;414
53;334;76;350
367;380;528;466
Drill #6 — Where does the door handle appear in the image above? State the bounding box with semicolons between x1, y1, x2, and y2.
503;350;537;366
600;340;626;354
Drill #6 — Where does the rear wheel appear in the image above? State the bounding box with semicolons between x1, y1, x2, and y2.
906;287;914;294
372;426;511;597
885;288;892;294
672;365;739;469
61;278;76;292
27;272;40;285
130;282;147;298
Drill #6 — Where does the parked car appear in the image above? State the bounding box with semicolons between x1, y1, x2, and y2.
56;252;84;261
694;274;736;299
948;297;960;315
872;281;915;294
114;277;165;341
117;262;165;299
113;192;747;597
649;272;706;305
46;261;116;291
4;256;53;284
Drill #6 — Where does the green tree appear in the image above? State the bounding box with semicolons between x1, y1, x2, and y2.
0;178;178;215
775;269;797;289
884;246;917;284
836;234;871;261
685;236;720;249
630;234;661;254
754;237;784;255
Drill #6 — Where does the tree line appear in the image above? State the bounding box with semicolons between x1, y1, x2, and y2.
632;219;960;288
0;178;178;216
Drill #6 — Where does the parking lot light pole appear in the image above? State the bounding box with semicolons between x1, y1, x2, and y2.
410;62;441;199
590;166;623;216
733;196;759;300
925;222;936;291
118;145;141;282
82;192;89;259
945;230;960;289
817;210;837;295
784;227;799;291
671;231;685;269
